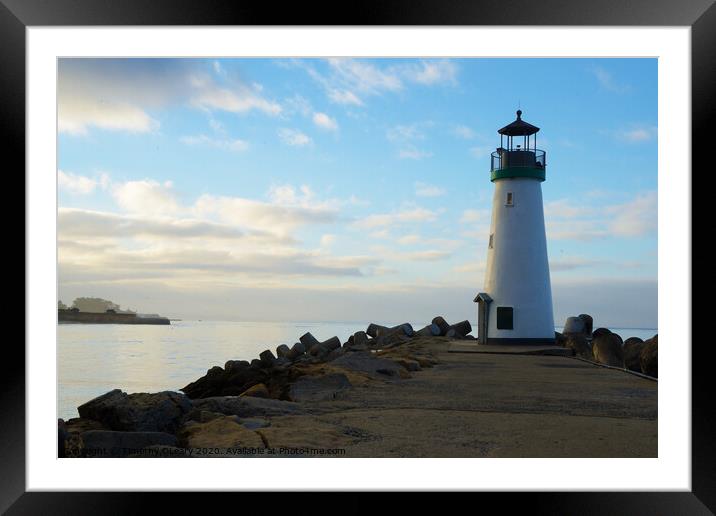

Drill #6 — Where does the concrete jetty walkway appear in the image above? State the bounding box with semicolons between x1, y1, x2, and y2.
275;339;657;457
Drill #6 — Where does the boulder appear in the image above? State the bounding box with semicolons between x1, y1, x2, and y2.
299;332;321;349
565;335;592;359
448;320;472;337
288;373;352;402
192;396;304;418
592;327;612;339
366;323;388;338
224;360;250;373
623;337;645;372
431;316;451;336
276;344;291;359
563;316;586;335
77;389;192;433
592;333;624;367
446;328;464;339
178;416;265;449
259;349;277;367
238;417;270;430
331;351;407;378
240;383;270;398
375;329;410;348
393;358;421;372
287;342;306;360
348;331;369;348
181;362;267;399
81;430;178;458
640;335;658;377
415;323;441;337
321;336;342;352
578;313;594;335
58;419;68;458
554;331;567;347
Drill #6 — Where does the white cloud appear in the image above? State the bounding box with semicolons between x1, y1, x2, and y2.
591;66;630;93
453;125;476;139
545;190;657;241
58;59;282;136
460;209;489;224
616;125;657;143
312;112;339;131
402;60;458;86
387;123;426;143
328;89;363;106
353;207;438;229
192;86;282;116
180;134;249;152
398;146;433;160
414;181;446;197
58;170;100;195
278;128;312;147
111;179;181;217
398;234;420;245
327;58;403;95
607;191;657;237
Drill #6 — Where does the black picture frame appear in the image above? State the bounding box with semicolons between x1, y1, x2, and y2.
5;0;711;512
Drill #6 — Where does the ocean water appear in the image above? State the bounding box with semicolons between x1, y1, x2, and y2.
57;320;657;420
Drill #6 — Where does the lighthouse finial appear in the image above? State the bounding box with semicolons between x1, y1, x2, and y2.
516;109;522;119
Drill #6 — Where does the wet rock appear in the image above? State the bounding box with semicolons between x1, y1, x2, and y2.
81;430;178;457
289;373;352;402
77;389;192;433
592;333;624;367
240;383;270;398
640;335;658;377
565;334;591;359
178;415;265;449
276;344;291;359
250;359;264;369
192;396;304;418
623;337;645;372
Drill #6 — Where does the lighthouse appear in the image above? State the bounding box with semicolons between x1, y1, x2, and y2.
474;110;555;345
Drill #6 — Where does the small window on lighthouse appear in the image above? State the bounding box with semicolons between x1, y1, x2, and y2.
488;234;494;249
505;192;514;206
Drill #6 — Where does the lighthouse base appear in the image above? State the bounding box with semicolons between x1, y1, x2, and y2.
486;337;556;346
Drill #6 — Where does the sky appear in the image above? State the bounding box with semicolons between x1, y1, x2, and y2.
57;58;658;328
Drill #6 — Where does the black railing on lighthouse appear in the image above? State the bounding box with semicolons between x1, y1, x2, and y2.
490;148;546;172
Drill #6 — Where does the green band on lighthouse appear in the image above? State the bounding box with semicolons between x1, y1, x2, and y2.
490;167;546;182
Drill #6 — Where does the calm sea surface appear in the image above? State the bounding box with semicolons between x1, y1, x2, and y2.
58;320;657;420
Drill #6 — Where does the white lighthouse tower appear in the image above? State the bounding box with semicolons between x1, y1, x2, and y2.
474;110;555;345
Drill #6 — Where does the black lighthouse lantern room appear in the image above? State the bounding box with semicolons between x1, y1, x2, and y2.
498;110;540;152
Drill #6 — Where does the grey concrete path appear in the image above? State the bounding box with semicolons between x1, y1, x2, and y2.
285;340;657;457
